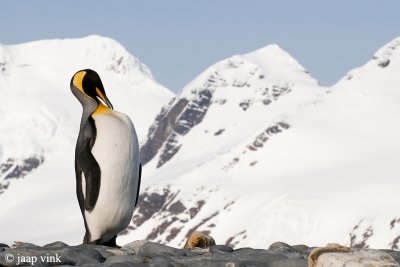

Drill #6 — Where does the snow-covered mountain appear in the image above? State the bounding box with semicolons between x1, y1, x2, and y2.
119;38;400;249
0;36;173;243
1;35;399;250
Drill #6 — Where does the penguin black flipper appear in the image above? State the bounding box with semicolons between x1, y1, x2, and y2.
75;162;85;214
75;116;101;212
75;160;92;243
134;163;142;207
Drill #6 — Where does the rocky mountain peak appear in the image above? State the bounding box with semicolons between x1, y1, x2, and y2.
139;45;312;168
0;35;153;83
339;36;400;86
0;36;173;199
371;37;400;68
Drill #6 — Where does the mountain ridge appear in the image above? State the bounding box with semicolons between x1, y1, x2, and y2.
124;36;400;249
0;35;399;250
0;35;174;244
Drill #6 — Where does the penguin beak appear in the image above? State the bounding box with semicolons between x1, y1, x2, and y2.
96;87;114;110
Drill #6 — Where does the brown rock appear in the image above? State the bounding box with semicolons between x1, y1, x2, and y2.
309;245;400;267
308;243;352;267
183;231;216;249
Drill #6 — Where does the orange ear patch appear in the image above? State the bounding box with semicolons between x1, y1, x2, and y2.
72;71;87;92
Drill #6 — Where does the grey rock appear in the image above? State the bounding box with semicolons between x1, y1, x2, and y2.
79;247;106;263
171;249;283;266
106;248;134;257
59;246;105;265
123;241;186;258
291;245;309;254
268;242;296;253
0;243;10;248
210;245;234;253
267;242;307;261
12;242;40;249
105;255;144;266
185;247;210;255
80;244;133;259
231;248;269;256
107;263;144;267
176;259;257;267
238;263;267;267
177;259;231;267
43;241;69;248
269;258;307;267
230;248;295;265
93;249;116;259
122;240;148;254
149;256;173;267
382;249;400;264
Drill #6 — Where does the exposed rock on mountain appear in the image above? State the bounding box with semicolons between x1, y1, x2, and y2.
123;38;400;249
1;36;400;250
0;156;44;194
0;36;173;244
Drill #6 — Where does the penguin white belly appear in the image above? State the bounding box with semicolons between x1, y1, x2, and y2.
85;111;139;243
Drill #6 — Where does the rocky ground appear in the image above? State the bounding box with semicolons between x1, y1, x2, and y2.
1;238;400;267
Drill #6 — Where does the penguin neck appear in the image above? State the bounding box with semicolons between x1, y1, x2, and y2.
80;100;99;130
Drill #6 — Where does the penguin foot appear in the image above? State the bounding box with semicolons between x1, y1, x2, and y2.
83;239;101;245
83;231;93;245
82;233;119;248
102;235;120;248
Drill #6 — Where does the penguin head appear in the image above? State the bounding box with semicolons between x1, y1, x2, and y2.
70;69;114;110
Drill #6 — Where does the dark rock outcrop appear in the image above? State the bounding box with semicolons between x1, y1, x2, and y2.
140;88;213;168
247;122;290;152
140;98;188;166
0;156;44;194
349;220;374;249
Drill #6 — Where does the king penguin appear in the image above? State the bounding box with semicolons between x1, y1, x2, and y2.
70;69;141;247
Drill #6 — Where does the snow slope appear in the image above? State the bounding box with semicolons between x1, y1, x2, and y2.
1;36;399;250
0;36;173;244
120;38;400;249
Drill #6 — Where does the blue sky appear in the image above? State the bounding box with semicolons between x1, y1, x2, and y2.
1;0;399;92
